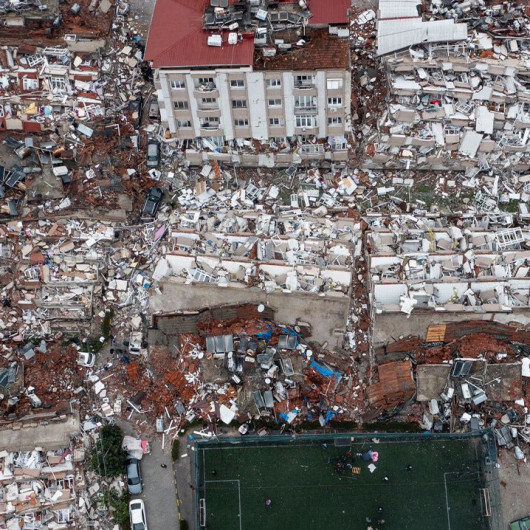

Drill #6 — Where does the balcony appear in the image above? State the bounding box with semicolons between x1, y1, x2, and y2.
294;81;315;89
199;122;220;131
194;81;217;91
197;103;219;111
193;83;219;98
294;105;317;114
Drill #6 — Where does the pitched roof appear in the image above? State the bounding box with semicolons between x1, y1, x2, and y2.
254;28;349;71
145;0;254;68
308;0;350;25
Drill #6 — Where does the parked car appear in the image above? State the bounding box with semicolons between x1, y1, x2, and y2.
129;499;148;530
129;331;143;355
146;140;160;168
125;457;142;494
142;187;163;217
511;516;530;530
77;352;95;368
128;96;143;129
148;97;159;120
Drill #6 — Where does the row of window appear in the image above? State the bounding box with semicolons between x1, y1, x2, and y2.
169;77;343;91
174;97;343;110
176;116;343;128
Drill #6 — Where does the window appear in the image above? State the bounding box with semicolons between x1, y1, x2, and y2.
50;77;67;93
173;101;189;110
235;119;249;127
170;80;185;89
230;79;245;88
196;77;216;90
232;99;247;108
328;117;343;125
200;117;220;129
295;115;317;128
200;97;217;108
177;120;192;128
266;78;281;88
327;78;343;90
269;117;281;126
295;75;314;87
22;77;38;90
295;95;315;109
268;99;282;107
328;97;342;106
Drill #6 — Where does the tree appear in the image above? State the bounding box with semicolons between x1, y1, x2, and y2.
104;488;131;530
91;424;127;477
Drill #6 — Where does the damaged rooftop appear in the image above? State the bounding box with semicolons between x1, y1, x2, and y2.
2;0;530;528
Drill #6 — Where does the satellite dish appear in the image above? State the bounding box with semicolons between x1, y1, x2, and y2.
257;304;265;313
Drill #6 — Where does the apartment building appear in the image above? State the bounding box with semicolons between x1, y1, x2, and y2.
145;0;351;162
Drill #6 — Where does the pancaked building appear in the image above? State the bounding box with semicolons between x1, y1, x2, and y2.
369;0;530;173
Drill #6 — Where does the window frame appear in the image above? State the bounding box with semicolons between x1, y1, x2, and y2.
266;78;282;88
232;99;247;109
327;116;343;126
327;97;342;107
326;78;343;90
173;100;189;110
234;118;249;127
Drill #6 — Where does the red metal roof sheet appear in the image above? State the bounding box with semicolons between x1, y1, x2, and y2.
308;0;350;25
145;0;255;69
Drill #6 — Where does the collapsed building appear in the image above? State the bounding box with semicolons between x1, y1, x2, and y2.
369;0;530;173
365;213;530;347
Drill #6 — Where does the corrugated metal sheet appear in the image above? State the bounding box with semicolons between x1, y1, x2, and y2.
378;0;421;19
377;16;468;56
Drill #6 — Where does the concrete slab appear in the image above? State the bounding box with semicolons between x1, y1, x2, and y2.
150;280;350;348
416;364;450;402
372;311;530;348
0;413;79;451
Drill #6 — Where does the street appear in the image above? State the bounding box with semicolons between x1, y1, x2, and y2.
138;438;179;530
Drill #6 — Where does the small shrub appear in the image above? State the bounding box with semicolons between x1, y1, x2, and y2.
172;439;180;461
102;309;114;340
104;488;130;530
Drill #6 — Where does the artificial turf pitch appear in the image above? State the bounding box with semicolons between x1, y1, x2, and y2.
196;435;490;530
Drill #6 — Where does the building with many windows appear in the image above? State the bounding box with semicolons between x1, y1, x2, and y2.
145;0;352;164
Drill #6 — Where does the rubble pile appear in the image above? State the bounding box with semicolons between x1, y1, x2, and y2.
366;212;530;318
368;320;530;461
368;0;530;176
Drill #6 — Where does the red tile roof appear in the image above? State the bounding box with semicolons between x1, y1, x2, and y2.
308;0;350;25
254;28;349;71
145;0;255;69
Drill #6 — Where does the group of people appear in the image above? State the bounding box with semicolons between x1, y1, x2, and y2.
330;450;356;475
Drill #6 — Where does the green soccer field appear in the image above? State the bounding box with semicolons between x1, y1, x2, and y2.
195;433;496;530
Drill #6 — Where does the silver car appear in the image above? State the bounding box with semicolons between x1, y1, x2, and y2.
125;457;142;494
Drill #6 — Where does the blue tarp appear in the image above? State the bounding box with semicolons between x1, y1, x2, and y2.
279;327;298;336
310;360;342;380
325;410;336;424
255;322;274;341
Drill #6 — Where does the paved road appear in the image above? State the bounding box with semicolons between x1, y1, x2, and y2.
174;436;195;527
138;438;179;530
